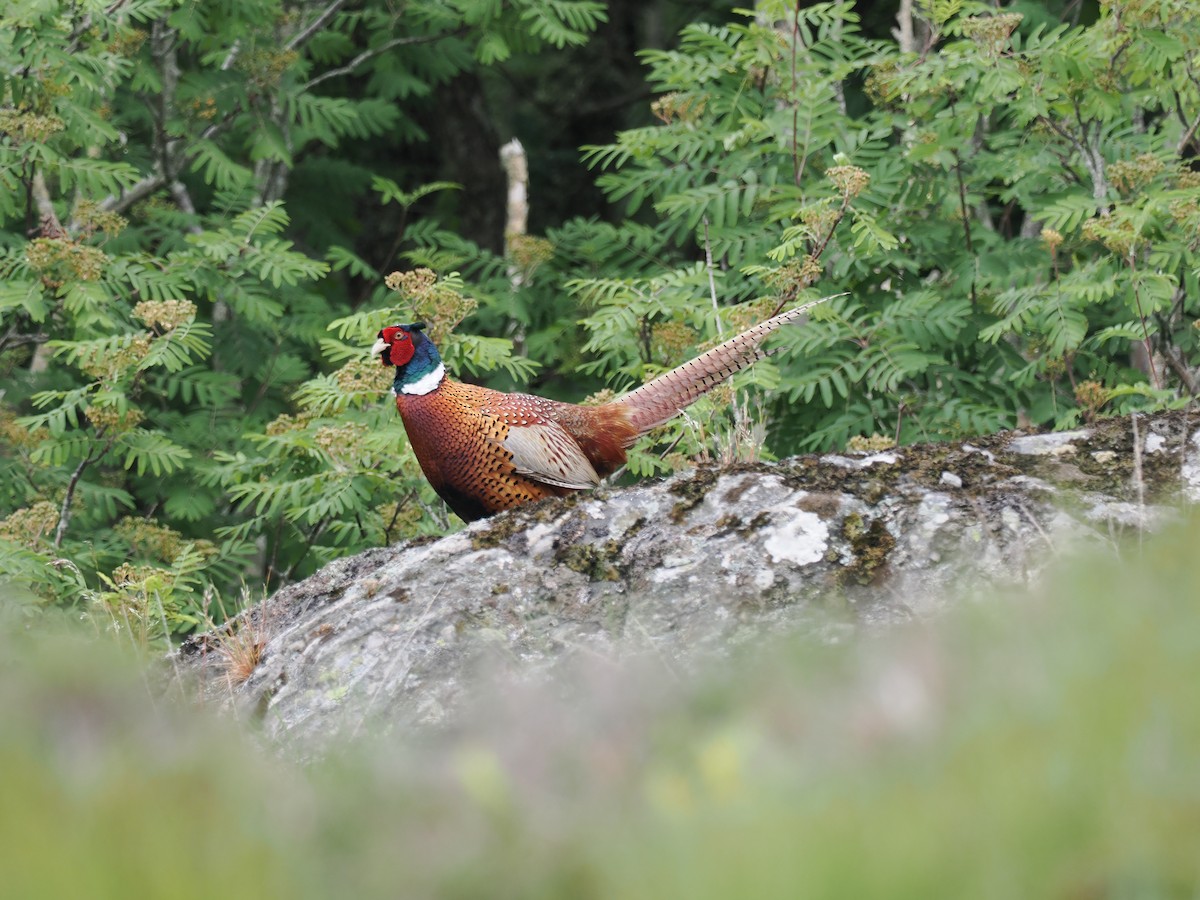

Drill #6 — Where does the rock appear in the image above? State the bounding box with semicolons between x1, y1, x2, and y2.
181;410;1199;754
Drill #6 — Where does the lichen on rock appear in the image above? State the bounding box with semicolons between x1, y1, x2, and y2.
181;410;1200;754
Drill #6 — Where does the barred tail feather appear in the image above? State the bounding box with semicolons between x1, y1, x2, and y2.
612;298;827;439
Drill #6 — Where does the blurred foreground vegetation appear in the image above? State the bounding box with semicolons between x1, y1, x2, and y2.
2;514;1198;898
4;0;1200;629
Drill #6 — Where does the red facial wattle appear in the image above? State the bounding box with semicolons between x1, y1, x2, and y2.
379;326;415;367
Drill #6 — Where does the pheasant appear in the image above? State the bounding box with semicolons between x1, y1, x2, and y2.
371;301;823;522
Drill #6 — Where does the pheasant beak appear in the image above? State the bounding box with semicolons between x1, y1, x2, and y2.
371;336;390;361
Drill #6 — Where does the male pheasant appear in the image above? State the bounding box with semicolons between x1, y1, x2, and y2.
371;301;823;522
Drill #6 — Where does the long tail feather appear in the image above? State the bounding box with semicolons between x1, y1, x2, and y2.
612;297;829;439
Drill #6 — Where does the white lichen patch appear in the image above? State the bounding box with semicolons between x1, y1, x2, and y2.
1008;430;1089;455
1144;432;1167;454
762;511;829;566
962;443;996;463
823;452;899;470
524;522;559;557
1183;430;1200;503
651;554;696;583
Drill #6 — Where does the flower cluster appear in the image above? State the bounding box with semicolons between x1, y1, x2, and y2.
651;92;707;125
106;28;147;56
313;423;366;454
765;256;823;297
0;407;45;450
385;268;478;342
25;238;107;286
846;433;896;453
78;334;153;380
506;234;555;278
190;96;218;121
0;109;65;143
133;299;196;332
265;412;311;436
863;60;904;106
723;299;777;335
1081;215;1143;258
798;203;842;239
960;13;1023;54
73;200;127;240
582;388;617;406
85;404;144;434
385;268;436;295
0;502;59;548
652;321;699;364
1176;170;1200;190
115;517;187;562
1074;380;1110;417
825;165;870;199
109;562;173;588
335;357;391;395
1108;153;1163;194
236;48;299;89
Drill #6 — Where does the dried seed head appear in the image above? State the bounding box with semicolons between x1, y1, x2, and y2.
826;165;870;198
0;501;60;548
960;13;1023;53
132;299;196;331
1108;154;1164;194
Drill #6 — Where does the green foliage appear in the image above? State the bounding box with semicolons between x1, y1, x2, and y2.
5;0;1200;634
0;0;605;632
565;0;1200;453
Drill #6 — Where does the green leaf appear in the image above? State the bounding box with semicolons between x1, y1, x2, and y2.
117;430;192;476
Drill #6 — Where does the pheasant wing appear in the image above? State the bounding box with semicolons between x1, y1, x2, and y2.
501;421;601;490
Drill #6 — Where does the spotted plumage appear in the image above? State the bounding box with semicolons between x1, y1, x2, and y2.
372;301;823;522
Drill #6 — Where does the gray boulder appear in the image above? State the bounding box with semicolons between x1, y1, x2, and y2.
182;410;1200;754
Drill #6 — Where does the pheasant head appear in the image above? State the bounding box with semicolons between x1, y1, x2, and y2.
372;323;445;396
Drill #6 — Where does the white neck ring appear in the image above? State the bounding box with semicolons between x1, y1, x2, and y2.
399;363;445;395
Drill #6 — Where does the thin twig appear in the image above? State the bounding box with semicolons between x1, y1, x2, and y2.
1131;412;1145;513
383;491;416;544
0;327;48;355
53;441;108;548
286;0;347;51
31;172;64;235
894;0;916;53
220;40;241;71
702;216;723;338
1073;99;1110;213
169;181;204;235
304;30;466;91
951;148;978;310
98;173;167;214
790;2;803;186
1164;346;1198;396
65;0;129;54
1128;253;1161;389
98;102;241;215
281;518;329;583
1176;109;1200;156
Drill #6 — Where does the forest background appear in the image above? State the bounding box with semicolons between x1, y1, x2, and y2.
2;0;1199;637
